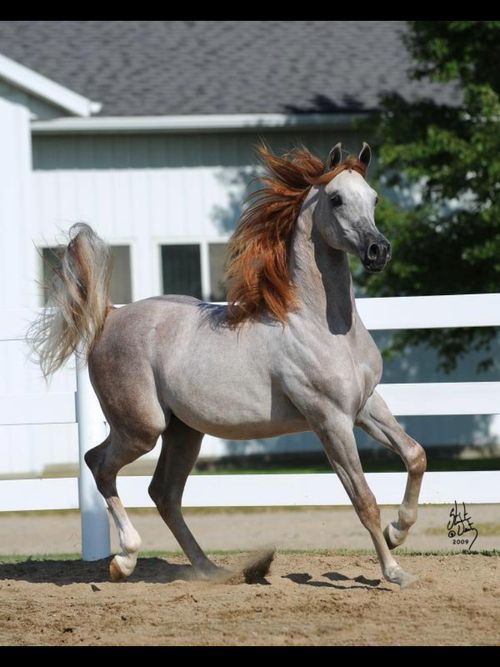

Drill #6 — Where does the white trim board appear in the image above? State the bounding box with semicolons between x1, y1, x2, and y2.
30;112;362;134
0;52;101;117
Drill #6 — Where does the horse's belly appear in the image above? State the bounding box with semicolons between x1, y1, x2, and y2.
163;372;308;440
197;419;309;440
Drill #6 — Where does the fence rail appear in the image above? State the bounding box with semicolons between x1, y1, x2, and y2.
1;293;500;560
356;292;500;329
1;471;499;513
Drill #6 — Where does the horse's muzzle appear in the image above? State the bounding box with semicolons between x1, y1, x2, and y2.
362;239;392;272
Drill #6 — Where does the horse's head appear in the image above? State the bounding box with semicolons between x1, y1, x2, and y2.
313;142;391;272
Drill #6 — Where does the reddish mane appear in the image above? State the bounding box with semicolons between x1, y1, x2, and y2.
225;145;367;326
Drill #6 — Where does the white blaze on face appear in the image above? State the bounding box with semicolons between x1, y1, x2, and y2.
323;169;379;251
325;169;377;221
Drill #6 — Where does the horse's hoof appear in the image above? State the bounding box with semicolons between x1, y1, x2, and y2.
384;522;407;550
109;556;126;582
385;565;418;589
398;571;418;589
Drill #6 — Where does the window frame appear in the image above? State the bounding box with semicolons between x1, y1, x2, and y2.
157;237;230;302
38;239;135;306
160;242;203;301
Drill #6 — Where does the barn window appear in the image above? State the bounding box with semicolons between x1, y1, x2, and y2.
161;242;228;301
161;244;202;299
41;245;132;305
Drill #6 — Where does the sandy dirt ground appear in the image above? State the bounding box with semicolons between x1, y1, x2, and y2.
0;505;499;645
0;552;498;646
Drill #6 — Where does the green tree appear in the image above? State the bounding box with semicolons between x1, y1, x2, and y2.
359;21;500;372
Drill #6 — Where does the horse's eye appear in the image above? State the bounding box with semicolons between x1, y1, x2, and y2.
330;194;342;207
375;196;379;206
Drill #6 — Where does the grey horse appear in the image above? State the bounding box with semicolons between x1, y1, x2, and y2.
30;142;426;588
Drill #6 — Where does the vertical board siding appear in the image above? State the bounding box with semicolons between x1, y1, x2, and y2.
0;339;75;395
0;99;37;309
0;305;76;476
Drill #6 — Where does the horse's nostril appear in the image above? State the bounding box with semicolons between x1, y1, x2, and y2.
367;243;380;260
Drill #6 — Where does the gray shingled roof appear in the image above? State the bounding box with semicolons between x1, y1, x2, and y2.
0;21;459;116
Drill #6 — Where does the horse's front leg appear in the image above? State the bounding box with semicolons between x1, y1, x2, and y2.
313;410;418;588
356;391;427;549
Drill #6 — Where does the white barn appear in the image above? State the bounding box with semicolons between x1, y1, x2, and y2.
0;21;497;477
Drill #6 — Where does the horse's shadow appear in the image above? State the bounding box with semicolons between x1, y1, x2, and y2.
0;557;203;586
283;572;392;592
0;552;275;587
0;558;391;591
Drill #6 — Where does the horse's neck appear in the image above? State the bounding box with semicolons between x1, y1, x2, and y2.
291;203;356;334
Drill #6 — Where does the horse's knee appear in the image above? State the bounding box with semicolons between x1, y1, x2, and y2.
148;484;180;523
148;480;161;507
149;481;168;511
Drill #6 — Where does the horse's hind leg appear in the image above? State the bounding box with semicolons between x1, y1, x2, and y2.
148;415;220;577
85;427;160;580
356;391;427;549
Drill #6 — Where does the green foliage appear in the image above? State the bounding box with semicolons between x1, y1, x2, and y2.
358;21;500;372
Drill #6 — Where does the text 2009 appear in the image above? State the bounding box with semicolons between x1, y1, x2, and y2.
452;538;469;545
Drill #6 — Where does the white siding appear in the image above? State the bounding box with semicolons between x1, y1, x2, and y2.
0;98;38;309
0;80;63;120
0;316;76;477
0;100;62;475
30;131;356;300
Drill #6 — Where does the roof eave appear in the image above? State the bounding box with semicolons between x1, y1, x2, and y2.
0;52;101;117
30;112;370;134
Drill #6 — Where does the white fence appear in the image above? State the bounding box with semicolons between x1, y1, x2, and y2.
1;294;500;560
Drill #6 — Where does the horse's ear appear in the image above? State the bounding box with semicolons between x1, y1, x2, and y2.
359;142;371;169
325;143;342;172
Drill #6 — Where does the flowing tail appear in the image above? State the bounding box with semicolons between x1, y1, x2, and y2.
28;223;112;378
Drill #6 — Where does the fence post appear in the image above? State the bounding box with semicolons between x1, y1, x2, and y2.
75;356;111;560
